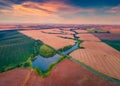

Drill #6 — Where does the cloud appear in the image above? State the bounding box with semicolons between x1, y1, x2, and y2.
0;1;95;19
0;1;119;24
20;1;95;14
107;4;120;13
0;0;13;6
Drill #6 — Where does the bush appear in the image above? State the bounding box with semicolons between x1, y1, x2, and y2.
58;45;73;52
39;45;56;58
34;67;43;76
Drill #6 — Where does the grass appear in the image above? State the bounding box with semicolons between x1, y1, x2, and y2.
39;45;56;58
102;40;120;51
87;29;110;33
58;45;73;52
0;30;43;72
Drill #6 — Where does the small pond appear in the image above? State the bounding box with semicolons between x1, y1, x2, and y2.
32;54;61;72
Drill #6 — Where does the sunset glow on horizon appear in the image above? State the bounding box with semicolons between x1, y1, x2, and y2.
0;0;120;24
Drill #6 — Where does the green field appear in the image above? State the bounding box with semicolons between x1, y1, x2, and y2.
39;45;56;58
102;40;120;51
87;29;110;33
0;30;43;72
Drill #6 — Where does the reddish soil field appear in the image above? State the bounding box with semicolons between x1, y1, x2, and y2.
101;28;120;34
93;33;120;40
70;41;120;80
0;60;119;86
19;30;75;49
62;30;74;35
77;33;101;41
0;68;31;86
41;28;62;34
58;34;74;39
75;29;88;33
26;59;119;86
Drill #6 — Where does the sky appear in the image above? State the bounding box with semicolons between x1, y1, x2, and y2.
0;0;120;24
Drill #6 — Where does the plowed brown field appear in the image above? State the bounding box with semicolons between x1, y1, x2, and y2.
0;68;31;86
0;60;118;86
62;30;74;35
75;30;88;33
19;30;75;49
77;33;101;41
93;33;120;40
101;28;120;34
70;41;120;80
58;34;74;39
41;28;62;34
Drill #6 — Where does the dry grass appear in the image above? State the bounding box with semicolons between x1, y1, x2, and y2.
0;60;118;86
77;33;101;41
70;41;120;80
61;28;71;31
41;28;62;34
0;68;31;86
62;30;74;35
19;30;75;49
26;59;118;86
58;34;74;39
75;30;88;33
101;28;120;34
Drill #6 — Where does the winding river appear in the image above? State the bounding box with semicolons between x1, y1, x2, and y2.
32;29;79;72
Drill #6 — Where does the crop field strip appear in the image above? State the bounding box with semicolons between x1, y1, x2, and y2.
19;29;75;50
92;33;120;51
101;28;120;34
0;28;120;86
0;30;43;72
92;33;120;40
26;60;119;86
70;30;120;80
0;68;31;86
77;33;101;41
0;60;118;86
41;28;62;34
75;29;88;33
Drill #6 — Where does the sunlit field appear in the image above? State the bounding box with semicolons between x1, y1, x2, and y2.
0;24;120;86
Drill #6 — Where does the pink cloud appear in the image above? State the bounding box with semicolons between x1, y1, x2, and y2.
107;5;120;13
21;1;95;14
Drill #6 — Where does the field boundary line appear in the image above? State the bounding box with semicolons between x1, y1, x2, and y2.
21;70;32;86
70;57;120;85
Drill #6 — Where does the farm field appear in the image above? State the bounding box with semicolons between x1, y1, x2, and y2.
75;29;88;33
0;68;31;86
0;60;119;86
0;30;43;72
58;34;74;39
92;33;120;51
0;0;120;85
19;29;75;50
41;28;62;34
61;30;75;35
102;40;120;51
77;33;101;41
101;27;120;34
93;33;120;40
70;39;120;80
0;27;120;86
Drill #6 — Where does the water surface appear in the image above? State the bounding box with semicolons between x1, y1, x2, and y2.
32;54;60;72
